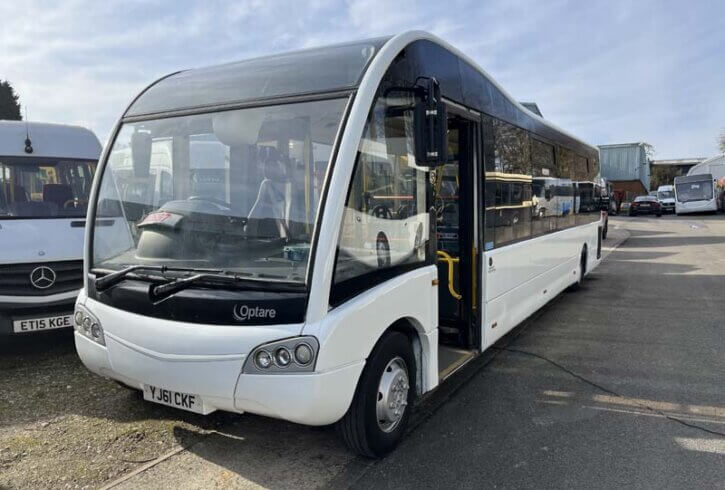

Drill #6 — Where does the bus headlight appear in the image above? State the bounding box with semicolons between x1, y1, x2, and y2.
255;350;272;369
275;348;291;367
73;305;105;346
243;336;319;374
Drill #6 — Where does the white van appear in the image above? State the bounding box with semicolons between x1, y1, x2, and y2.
656;185;676;213
0;121;101;335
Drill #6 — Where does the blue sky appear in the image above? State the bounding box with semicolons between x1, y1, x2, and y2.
2;0;723;159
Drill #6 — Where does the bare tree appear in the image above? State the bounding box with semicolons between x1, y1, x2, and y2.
719;130;725;154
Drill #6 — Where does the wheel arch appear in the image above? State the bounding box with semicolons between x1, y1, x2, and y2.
387;317;431;397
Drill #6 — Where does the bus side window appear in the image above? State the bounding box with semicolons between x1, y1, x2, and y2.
491;119;531;247
531;138;557;236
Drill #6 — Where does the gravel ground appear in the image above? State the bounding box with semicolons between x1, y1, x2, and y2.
0;330;238;489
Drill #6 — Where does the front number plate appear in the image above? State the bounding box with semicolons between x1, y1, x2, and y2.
143;385;204;414
13;314;73;333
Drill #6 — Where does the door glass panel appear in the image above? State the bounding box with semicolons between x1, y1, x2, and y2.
333;91;429;286
435;122;463;325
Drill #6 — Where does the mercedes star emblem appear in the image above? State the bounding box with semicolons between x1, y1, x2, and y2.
30;266;56;290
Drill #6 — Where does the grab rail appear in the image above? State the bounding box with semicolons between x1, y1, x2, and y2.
436;250;462;300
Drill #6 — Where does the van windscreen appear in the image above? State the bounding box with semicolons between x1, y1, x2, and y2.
0;158;96;218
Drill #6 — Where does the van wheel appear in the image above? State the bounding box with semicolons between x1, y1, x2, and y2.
336;331;415;458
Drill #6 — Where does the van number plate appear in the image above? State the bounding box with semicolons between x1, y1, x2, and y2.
143;385;204;414
13;314;73;333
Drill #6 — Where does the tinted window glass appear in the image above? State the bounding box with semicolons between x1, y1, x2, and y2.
128;40;386;116
574;154;600;225
531;138;557;236
490;119;531;246
556;147;576;229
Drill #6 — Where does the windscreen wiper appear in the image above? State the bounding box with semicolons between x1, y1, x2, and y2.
93;265;222;292
150;272;302;301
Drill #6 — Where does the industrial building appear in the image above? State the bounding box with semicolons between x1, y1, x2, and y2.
598;142;651;203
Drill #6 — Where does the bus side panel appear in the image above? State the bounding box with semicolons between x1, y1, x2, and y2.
304;265;439;394
481;223;600;349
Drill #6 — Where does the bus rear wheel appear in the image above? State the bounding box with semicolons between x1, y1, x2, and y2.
336;331;415;458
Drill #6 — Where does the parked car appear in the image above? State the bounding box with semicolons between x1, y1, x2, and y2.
629;195;662;217
620;201;631;214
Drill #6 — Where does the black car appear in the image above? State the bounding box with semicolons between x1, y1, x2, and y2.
629;195;662;217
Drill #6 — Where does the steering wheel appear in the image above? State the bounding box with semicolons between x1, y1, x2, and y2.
188;196;231;209
397;204;412;220
64;198;88;209
371;204;393;219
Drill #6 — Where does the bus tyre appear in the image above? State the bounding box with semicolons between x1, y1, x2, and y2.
336;331;415;458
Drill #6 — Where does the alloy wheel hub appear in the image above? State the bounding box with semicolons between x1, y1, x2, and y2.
376;357;409;433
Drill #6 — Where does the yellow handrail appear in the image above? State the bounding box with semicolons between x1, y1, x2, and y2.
436;250;462;300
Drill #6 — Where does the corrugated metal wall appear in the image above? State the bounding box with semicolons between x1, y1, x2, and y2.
599;143;650;190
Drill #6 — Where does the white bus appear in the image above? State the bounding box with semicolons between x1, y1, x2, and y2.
674;173;720;215
75;31;604;456
1;121;102;335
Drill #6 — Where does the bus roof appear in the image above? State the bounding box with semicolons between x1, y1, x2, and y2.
0;121;101;160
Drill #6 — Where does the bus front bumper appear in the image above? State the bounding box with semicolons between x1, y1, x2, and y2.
75;327;363;426
676;200;717;214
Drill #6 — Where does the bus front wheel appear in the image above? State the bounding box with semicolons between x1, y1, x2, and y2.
336;331;415;458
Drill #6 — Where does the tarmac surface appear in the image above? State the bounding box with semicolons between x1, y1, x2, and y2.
2;214;724;489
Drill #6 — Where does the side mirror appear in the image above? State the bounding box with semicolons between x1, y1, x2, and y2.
131;131;152;178
414;78;447;167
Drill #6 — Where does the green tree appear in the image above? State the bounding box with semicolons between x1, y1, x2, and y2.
0;80;22;120
651;165;681;190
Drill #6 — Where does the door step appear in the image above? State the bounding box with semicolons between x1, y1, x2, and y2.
438;345;476;381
